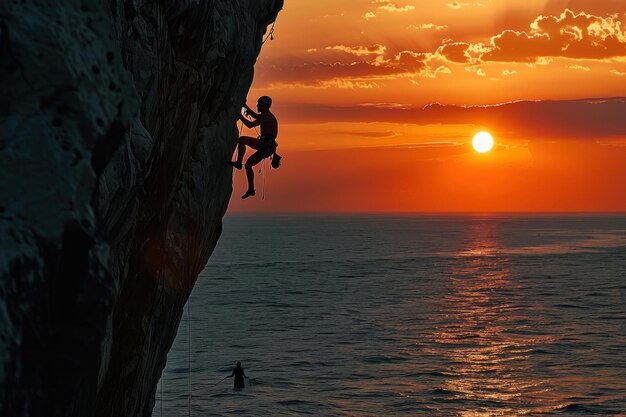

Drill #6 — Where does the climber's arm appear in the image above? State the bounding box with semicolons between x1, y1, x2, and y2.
243;104;260;119
238;113;261;128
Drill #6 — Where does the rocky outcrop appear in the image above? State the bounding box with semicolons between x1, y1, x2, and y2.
0;1;282;416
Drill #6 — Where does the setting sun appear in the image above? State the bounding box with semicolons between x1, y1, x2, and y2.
472;132;494;153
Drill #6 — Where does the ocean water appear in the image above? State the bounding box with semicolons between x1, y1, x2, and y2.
156;214;626;416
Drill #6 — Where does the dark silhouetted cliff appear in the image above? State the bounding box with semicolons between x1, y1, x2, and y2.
0;1;282;416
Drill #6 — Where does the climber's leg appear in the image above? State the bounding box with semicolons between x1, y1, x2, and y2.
242;151;263;199
228;136;259;170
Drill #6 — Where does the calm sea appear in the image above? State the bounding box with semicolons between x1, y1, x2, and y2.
156;214;626;416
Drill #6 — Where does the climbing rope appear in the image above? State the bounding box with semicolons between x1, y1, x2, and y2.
185;106;193;417
262;156;267;200
158;8;283;416
262;15;279;44
156;10;166;417
173;13;282;412
250;124;269;200
187;297;191;417
259;160;264;196
211;376;228;387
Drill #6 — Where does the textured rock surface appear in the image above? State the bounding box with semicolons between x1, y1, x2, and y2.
0;0;282;416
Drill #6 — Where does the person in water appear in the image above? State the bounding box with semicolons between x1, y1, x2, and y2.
227;361;248;389
227;96;279;199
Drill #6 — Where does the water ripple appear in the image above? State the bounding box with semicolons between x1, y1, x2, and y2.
157;215;626;416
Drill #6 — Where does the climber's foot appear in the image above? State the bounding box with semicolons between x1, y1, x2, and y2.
241;189;256;199
227;160;242;170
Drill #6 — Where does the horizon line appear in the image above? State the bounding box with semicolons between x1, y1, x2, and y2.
226;211;626;216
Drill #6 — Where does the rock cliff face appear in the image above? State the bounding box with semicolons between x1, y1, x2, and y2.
0;1;282;416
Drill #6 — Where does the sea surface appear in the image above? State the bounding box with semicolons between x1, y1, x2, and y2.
156;214;626;416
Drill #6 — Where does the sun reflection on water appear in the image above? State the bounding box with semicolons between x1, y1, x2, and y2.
425;222;560;415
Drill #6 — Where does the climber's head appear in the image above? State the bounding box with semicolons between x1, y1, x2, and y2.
257;96;272;112
236;361;241;367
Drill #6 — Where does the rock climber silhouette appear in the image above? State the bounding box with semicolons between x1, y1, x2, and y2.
227;96;279;199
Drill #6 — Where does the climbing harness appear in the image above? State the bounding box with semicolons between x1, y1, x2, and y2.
250;125;277;200
270;152;282;169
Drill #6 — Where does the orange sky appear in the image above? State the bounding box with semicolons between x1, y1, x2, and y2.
231;1;626;212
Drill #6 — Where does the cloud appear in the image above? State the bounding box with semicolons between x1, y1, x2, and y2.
464;66;486;77
320;80;381;89
330;130;397;138
325;44;387;56
569;64;591;71
254;62;398;88
421;65;453;78
257;9;626;89
364;1;415;19
357;102;413;109
482;9;626;62
409;23;448;31
534;57;554;66
422;9;626;69
255;50;437;88
446;1;485;9
419;9;626;67
393;50;431;71
436;42;472;63
375;1;415;12
275;98;626;141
